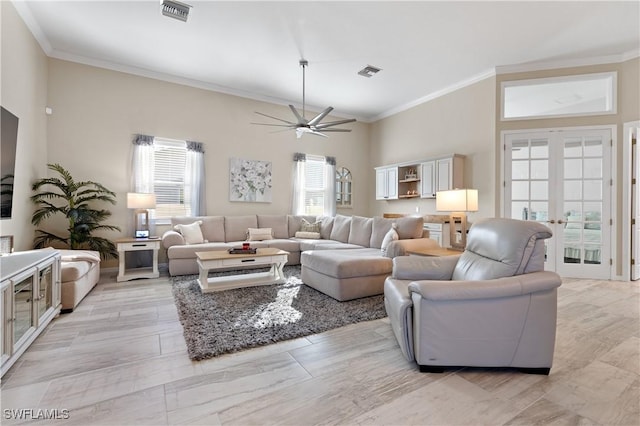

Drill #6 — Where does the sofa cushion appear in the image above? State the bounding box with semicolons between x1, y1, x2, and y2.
318;216;334;240
287;215;318;238
330;214;351;243
348;216;373;247
295;231;321;239
247;228;273;241
370;217;395;249
266;239;301;252
257;215;289;238
168;242;233;259
395;216;424;239
301;248;392;279
225;215;258;242
172;216;225;242
174;221;205;244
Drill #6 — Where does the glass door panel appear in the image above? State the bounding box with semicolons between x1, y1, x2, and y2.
13;276;34;345
37;264;53;321
506;136;554;268
504;128;611;278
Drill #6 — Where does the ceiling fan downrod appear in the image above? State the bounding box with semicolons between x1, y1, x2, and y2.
300;59;308;120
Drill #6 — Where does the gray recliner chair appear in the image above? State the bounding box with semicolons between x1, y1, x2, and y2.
384;218;562;374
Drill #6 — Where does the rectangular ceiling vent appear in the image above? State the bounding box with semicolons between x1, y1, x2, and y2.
161;0;192;22
358;65;382;78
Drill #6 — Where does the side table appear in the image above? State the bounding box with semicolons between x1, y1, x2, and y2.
115;237;161;282
407;247;462;257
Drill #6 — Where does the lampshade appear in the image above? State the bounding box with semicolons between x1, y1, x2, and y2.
127;193;156;209
436;189;478;212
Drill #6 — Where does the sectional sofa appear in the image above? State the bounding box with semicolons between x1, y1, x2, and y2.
161;214;439;300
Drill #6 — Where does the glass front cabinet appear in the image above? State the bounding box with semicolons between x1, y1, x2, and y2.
1;249;61;377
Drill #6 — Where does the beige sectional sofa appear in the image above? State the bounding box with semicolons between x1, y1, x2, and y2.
162;214;438;300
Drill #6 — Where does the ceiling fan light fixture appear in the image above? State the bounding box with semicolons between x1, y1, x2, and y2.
161;0;192;22
358;65;382;78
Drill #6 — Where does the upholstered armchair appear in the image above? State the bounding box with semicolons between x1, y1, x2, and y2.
384;218;562;375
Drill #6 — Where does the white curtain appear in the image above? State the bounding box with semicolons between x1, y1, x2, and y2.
291;152;306;215
324;156;337;216
131;134;155;194
186;141;206;216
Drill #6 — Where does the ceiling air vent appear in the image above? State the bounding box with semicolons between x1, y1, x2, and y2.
161;0;192;22
357;65;382;78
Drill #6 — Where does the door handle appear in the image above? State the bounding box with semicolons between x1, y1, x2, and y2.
557;219;565;224
548;219;555;224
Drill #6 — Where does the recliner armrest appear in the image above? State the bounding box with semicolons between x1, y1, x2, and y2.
408;271;561;301
162;230;185;249
386;237;440;258
391;255;460;280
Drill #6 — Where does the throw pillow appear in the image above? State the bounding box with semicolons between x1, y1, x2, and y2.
381;224;399;257
294;231;321;239
300;218;321;233
247;228;273;241
174;221;205;244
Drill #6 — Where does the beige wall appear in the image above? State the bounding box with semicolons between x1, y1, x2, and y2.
0;2;49;251
495;57;640;276
369;77;497;222
46;59;372;265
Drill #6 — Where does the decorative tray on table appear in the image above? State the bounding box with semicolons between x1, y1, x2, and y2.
228;247;257;255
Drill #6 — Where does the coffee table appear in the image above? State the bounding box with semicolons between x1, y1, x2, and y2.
195;248;289;293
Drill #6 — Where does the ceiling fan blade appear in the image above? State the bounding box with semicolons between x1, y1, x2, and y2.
250;122;296;128
289;105;306;125
254;111;296;125
315;118;357;129
317;128;352;132
308;130;328;138
307;106;334;126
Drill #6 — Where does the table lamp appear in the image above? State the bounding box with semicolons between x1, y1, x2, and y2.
436;189;478;251
127;192;156;238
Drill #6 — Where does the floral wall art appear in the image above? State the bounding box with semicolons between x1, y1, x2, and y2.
229;157;273;202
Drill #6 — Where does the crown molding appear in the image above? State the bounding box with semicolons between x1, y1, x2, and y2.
370;68;496;123
11;0;52;55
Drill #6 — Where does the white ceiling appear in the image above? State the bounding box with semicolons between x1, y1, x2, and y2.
14;0;640;122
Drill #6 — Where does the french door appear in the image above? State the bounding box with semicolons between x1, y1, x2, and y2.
504;128;612;279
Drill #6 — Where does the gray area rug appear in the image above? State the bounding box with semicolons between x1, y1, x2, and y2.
171;265;387;361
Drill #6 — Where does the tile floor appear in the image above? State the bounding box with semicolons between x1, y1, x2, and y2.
1;272;638;425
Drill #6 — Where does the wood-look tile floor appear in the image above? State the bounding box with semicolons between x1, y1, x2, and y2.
1;271;638;425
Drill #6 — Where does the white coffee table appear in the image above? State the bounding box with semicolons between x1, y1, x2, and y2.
195;248;289;292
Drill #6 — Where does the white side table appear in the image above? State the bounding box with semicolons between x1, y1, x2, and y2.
116;238;161;282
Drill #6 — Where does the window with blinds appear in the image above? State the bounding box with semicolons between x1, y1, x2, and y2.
303;155;326;215
153;138;191;219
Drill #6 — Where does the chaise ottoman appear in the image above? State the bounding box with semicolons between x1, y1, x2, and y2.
301;248;393;301
59;249;101;312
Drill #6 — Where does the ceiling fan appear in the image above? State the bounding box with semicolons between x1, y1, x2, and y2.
252;59;356;138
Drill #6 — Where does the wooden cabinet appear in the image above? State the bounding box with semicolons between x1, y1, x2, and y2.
376;154;465;201
375;166;398;200
1;249;61;377
420;155;465;199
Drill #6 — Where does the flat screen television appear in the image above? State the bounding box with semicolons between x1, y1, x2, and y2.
1;106;18;219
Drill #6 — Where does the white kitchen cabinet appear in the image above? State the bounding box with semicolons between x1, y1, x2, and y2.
375;166;398;200
420;155;465;198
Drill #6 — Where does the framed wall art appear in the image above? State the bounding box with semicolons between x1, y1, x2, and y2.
229;157;272;203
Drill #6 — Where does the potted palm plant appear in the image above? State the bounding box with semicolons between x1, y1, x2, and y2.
31;163;121;259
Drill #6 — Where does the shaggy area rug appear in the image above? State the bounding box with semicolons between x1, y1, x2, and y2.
171;265;387;361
